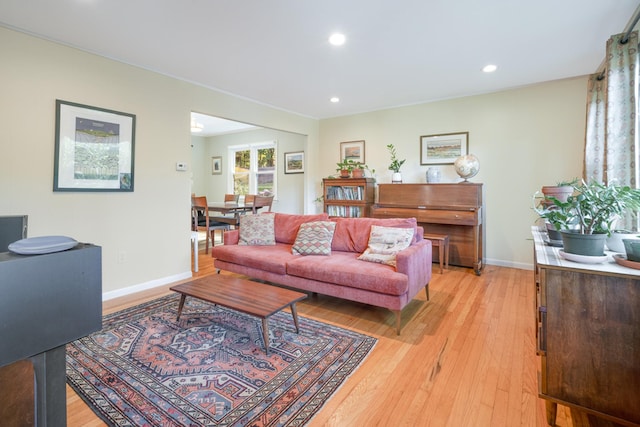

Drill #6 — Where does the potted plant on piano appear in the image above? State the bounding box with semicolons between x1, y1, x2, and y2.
536;180;640;257
386;144;405;183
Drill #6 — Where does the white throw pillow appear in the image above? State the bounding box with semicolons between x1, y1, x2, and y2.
358;225;414;267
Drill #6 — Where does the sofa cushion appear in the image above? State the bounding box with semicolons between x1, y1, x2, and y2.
274;213;330;244
239;214;275;245
211;243;294;275
292;221;336;255
331;217;418;253
286;251;409;296
358;225;414;267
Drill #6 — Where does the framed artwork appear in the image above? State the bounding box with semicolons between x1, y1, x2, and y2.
284;151;304;174
211;156;222;175
54;100;135;191
340;140;365;163
420;132;468;165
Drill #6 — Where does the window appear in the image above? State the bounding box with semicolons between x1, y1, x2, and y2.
229;141;276;197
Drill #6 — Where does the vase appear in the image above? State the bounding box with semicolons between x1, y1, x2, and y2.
426;167;441;183
560;230;607;256
392;172;402;183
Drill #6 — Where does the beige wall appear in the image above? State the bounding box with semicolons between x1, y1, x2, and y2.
0;27;318;297
1;26;588;298
319;78;587;268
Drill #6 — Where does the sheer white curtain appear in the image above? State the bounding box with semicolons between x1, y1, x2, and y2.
584;31;639;229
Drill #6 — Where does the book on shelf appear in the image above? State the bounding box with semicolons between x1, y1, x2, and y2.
326;205;361;217
325;185;363;200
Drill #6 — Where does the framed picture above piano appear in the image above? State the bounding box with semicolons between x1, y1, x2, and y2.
420;132;468;165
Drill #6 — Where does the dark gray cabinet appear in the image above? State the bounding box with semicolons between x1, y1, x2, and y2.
0;244;102;426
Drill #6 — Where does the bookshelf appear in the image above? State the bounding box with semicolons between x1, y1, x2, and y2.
323;178;375;218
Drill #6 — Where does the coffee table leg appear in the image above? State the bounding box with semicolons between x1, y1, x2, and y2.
176;294;187;320
290;303;300;333
262;318;269;355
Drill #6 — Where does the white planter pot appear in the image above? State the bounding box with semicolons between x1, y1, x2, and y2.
392;172;402;183
606;230;640;253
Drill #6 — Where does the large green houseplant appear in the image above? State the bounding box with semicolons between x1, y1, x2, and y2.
535;180;640;256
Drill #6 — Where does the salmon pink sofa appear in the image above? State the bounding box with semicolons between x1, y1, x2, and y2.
210;213;432;334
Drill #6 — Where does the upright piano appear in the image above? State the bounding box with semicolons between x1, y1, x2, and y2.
371;183;485;274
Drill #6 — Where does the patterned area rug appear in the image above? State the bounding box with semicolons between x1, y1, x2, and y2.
67;293;376;426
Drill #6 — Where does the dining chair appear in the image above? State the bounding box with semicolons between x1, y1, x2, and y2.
191;195;230;253
244;194;256;205
251;195;274;213
224;193;239;202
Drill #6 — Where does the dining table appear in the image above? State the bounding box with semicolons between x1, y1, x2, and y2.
208;201;254;214
207;201;255;227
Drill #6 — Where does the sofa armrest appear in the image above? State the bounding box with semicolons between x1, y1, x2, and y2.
223;229;240;245
396;239;432;292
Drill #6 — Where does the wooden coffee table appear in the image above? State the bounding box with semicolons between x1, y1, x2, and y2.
170;275;307;354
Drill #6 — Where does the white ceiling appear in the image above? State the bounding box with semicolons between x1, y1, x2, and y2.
191;113;257;137
1;0;638;121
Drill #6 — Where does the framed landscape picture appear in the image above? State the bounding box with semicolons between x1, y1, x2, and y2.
284;151;304;174
340;140;365;163
54;100;136;191
420;132;468;165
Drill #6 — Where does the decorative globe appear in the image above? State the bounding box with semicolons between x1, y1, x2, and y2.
454;154;480;181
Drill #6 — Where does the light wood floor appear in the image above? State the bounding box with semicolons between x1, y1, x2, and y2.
67;245;582;427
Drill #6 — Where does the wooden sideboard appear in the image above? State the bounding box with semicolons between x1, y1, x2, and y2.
371;183;484;274
532;228;640;426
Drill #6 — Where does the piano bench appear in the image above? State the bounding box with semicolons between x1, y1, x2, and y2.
424;233;449;274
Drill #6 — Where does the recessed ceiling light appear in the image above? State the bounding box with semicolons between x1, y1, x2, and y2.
329;33;346;46
330;97;340;103
483;64;497;73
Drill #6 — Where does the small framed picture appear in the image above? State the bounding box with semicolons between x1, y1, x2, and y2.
420;132;468;165
54;100;136;192
340;140;365;163
284;151;304;174
211;156;222;175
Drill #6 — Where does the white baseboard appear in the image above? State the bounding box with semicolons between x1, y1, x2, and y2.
102;271;193;301
485;258;534;271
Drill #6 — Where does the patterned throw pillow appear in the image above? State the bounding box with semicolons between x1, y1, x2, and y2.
292;221;336;255
238;214;276;245
358;225;414;267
